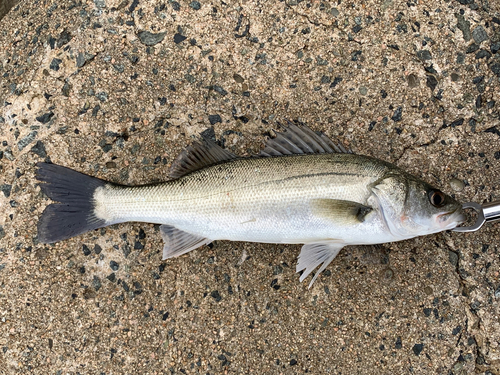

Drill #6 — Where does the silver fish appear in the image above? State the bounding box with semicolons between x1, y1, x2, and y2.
36;124;464;287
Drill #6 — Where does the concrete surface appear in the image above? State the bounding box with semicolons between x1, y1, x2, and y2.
1;0;500;373
0;0;19;22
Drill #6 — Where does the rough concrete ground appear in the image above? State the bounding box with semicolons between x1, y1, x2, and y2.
0;0;500;373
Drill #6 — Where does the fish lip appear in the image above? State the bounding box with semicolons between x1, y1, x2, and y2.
437;207;466;228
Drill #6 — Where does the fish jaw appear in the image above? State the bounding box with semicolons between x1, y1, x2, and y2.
436;207;466;231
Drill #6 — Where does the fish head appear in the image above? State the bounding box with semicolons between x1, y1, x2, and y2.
373;174;465;239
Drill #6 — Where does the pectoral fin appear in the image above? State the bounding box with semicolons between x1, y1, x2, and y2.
311;199;372;224
160;225;211;259
296;242;345;288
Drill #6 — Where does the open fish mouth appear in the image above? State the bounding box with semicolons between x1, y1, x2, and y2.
437;207;466;229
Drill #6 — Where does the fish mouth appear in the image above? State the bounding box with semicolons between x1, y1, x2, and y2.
437;207;466;229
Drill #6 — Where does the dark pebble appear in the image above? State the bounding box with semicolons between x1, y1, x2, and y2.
490;63;500;77
0;184;12;198
17;131;38;151
412;343;424;356
466;43;479;54
92;276;102;291
475;50;491;59
290;359;297;366
113;64;124;73
50;58;62;71
423;307;432;317
211;290;222;302
201;127;216;142
352;25;362;33
121;281;130;292
426;75;438;91
233;73;244;83
36;112;54;124
455;14;471;41
450;118;464;127
57;29;72;48
122;244;131;258
129;0;139;12
79;266;85;274
330;76;342;88
162;311;169;320
76;52;86;68
472;75;484;84
137;31;167;46
208;114;222;125
189;1;201;10
62;82;71;97
138;229;146;239
134;241;144;250
417;50;432;61
368;121;376;131
476;95;482;108
102;144;112;153
320;75;331;84
96;92;108;102
452;325;462;335
106;273;116;282
472;26;488;44
30;140;47;158
395;337;402;349
173;33;187;44
110;261;119;271
213;85;227;96
82;244;91;256
391;106;403;122
491;42;500;55
94;244;102;254
494;151;500;160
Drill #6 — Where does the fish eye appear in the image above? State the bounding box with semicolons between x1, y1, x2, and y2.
428;189;446;208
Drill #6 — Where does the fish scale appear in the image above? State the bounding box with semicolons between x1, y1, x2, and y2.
96;154;384;243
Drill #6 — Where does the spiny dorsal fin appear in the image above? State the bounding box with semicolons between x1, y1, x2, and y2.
169;137;237;179
259;121;352;157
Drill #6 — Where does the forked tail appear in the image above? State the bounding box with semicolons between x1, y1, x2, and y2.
36;162;108;243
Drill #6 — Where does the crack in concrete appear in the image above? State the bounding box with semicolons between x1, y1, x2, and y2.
443;235;484;373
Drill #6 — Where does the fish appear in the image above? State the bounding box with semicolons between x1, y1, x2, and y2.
35;123;465;287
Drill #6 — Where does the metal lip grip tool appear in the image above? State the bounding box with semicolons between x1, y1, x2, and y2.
453;201;500;232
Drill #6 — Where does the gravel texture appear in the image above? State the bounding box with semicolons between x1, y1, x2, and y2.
1;0;500;373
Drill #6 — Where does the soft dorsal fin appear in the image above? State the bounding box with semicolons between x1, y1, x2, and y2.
169;137;237;179
260;121;352;157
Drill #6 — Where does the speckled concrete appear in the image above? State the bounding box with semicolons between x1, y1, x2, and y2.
1;0;500;373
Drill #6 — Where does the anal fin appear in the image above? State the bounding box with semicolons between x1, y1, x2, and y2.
296;242;344;288
160;225;211;260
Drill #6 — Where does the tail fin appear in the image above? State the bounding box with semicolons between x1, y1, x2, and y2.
36;162;108;243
